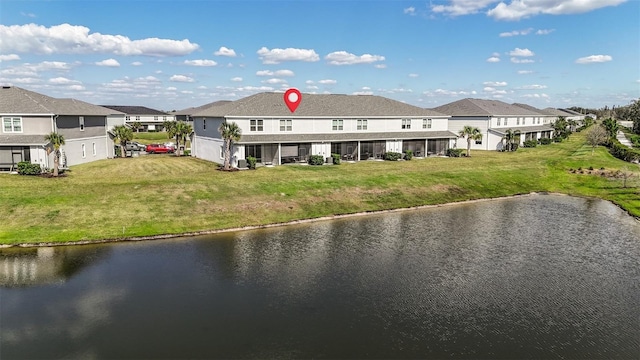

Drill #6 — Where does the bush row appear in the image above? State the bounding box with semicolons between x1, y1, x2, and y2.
609;140;640;163
17;161;42;175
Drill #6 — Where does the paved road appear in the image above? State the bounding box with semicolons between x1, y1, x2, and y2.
616;131;634;148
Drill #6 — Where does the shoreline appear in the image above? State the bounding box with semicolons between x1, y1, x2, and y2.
4;192;638;248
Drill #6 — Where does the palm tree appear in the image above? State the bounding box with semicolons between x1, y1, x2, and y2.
602;118;619;139
44;132;65;177
552;116;569;140
219;121;241;170
112;125;133;158
458;126;482;157
176;122;193;156
503;128;521;152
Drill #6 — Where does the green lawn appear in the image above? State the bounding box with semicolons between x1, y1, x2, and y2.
1;131;639;245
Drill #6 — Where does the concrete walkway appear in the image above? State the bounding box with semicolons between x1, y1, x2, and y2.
616;131;634;148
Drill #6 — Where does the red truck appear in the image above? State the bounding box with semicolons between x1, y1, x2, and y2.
145;143;175;154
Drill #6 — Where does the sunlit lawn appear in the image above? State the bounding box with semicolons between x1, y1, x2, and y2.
1;131;638;244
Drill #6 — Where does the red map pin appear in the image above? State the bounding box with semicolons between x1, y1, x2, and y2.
284;88;301;113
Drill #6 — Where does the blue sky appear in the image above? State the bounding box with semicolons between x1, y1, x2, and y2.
0;0;638;111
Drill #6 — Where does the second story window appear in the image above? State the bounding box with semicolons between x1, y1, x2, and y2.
163;116;167;121
357;119;367;130
497;118;501;126
154;116;158;121
125;116;130;121
135;116;140;121
423;119;432;129
517;118;521;125
250;119;264;131
79;116;85;131
402;119;411;129
504;118;508;126
2;117;22;133
332;119;343;131
280;119;292;131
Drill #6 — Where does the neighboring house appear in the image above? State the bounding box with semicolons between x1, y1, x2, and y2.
433;98;554;151
100;105;174;131
172;100;232;122
187;92;456;167
0;86;125;171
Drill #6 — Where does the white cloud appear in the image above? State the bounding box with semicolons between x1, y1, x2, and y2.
0;54;20;62
484;81;507;86
431;0;498;16
305;80;314;84
0;23;199;56
518;84;547;89
184;59;217;66
307;85;318;90
237;86;274;92
409;73;419;78
511;57;535;63
262;78;287;84
499;28;533;37
95;58;120;67
575;54;613;64
68;84;85;91
518;70;534;74
49;77;80;84
256;69;295;77
374;64;387;69
197;85;207;89
353;91;374;95
181;90;193;94
318;79;337;85
325;51;385;65
362;86;371;90
214;46;237;57
21;12;36;18
131;61;143;66
1;77;41;84
231;77;243;82
509;48;535;57
522;93;550;99
536;29;555;35
404;6;416;15
256;47;319;64
166;86;177;91
169;75;195;82
424;88;476;97
488;0;626;21
486;56;501;63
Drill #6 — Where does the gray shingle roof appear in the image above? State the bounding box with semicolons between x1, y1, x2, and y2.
0;134;49;146
174;100;232;116
0;86;123;116
100;105;170;116
541;108;575;117
511;103;549;115
433;98;542;116
192;92;447;118
239;131;458;144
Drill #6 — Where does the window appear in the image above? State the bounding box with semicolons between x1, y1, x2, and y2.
163;116;167;121
3;117;22;133
92;142;96;156
81;143;86;158
280;119;292;131
497;118;501;126
517;118;520;125
135;116;140;121
537;117;541;124
357;119;367;130
203;119;206;130
250;119;264;131
154;116;158;121
332;119;343;131
423;119;432;129
79;116;85;131
125;116;130;121
402;119;411;129
504;118;508;126
475;139;483;145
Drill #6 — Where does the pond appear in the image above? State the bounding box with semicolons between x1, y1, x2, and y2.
1;194;638;359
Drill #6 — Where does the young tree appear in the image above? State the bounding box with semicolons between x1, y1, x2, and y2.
112;125;133;158
458;126;482;157
628;99;640;134
131;121;142;133
44;132;65;177
602;118;619;139
503;129;521;152
219;121;242;170
585;125;608;154
173;121;193;156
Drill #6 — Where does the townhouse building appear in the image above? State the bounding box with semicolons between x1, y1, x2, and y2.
100;105;174;132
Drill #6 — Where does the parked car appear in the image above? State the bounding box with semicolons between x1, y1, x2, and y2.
146;143;175;154
125;142;145;152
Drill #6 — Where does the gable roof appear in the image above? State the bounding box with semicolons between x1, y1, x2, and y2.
0;86;123;116
173;100;233;116
191;92;447;118
433;98;541;117
541;108;576;117
511;103;550;115
100;105;169;116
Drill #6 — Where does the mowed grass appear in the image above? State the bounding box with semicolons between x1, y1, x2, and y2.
1;131;639;245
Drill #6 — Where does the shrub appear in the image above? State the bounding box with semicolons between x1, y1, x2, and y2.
609;141;640;163
403;150;413;161
331;153;341;165
447;148;464;157
17;161;42;175
184;150;191;156
246;156;257;169
539;138;553;145
383;152;402;161
522;140;537;148
308;155;325;165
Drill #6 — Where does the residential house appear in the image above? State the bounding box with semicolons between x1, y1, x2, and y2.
187;92;456;167
100;105;174;132
0;86;125;171
172;100;232;122
433;98;554;151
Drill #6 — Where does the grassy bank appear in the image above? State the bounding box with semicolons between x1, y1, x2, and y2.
1;131;639;245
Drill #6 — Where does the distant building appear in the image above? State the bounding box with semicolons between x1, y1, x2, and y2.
0;86;125;171
187;92;456;167
100;105;174;132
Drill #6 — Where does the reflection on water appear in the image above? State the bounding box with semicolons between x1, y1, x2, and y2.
1;194;639;359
